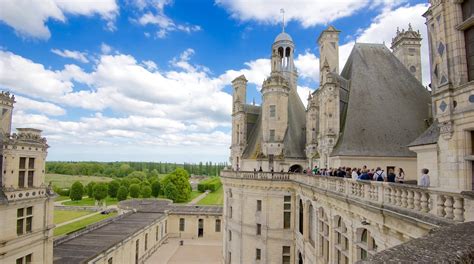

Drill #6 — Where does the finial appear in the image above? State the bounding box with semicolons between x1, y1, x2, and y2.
408;23;413;31
253;97;255;105
396;27;400;34
280;8;285;33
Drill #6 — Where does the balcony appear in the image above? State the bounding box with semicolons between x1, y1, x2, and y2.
221;171;474;224
1;184;53;202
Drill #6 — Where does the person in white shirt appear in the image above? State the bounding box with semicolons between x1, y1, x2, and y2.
419;168;430;187
373;167;386;181
351;168;358;180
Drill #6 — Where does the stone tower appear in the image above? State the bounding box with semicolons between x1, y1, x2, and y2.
391;24;423;82
318;26;340;85
231;75;247;170
0;92;55;264
0;91;15;139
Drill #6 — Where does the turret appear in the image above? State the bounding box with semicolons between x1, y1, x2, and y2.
272;32;297;88
391;24;422;82
232;75;247;112
0;91;15;139
318;26;340;86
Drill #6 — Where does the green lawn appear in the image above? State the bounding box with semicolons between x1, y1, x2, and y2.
46;174;112;189
54;212;117;236
197;186;223;206
63;197;118;206
54;196;71;202
54;210;93;225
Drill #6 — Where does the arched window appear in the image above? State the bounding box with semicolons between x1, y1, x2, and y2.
308;203;314;246
318;208;329;263
299;199;304;235
357;228;377;261
334;216;349;264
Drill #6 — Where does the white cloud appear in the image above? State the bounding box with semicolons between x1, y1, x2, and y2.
101;43;113;54
216;0;401;27
51;49;89;63
338;3;430;85
295;51;319;83
14;96;66;116
132;0;201;38
297;86;314;107
0;0;118;39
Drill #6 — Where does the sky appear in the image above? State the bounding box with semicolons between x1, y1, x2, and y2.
0;0;430;163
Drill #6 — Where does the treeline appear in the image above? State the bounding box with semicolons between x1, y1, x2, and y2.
46;161;228;177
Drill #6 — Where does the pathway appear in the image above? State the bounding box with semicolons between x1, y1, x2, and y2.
145;238;222;264
56;211;101;227
188;191;209;205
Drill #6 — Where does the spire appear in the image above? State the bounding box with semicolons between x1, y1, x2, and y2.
280;8;285;33
408;23;413;31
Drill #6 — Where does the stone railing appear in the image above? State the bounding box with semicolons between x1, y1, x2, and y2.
221;171;474;223
1;185;51;202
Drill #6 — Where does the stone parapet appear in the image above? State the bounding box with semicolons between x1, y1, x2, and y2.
221;170;474;224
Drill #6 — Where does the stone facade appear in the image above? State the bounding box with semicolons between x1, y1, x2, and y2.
221;171;474;264
410;0;474;191
391;24;423;82
0;92;55;264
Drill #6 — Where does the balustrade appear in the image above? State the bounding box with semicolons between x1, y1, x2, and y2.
221;170;471;223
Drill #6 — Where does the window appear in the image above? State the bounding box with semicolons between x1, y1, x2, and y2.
215;219;221;232
357;228;377;261
282;246;291;264
236;125;240;144
463;0;474;81
256;224;261;235
269;130;275;142
257;200;262;211
228;252;231;264
17;207;33;235
229;206;232;218
309;204;314;246
334;216;349;264
108;257;113;264
299;200;304;235
156;226;159;241
283;196;291;229
18;157;34;188
165;220;167;233
270;105;276;117
318;208;330;263
256;248;261;260
145;233;148;251
135;240;139;264
228;230;232;241
16;254;32;264
179;218;185;231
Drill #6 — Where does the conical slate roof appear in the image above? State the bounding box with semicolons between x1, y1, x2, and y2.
331;43;431;157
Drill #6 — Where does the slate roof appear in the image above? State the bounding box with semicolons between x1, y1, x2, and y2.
118;199;223;215
408;120;439;147
331;43;431;157
53;212;165;264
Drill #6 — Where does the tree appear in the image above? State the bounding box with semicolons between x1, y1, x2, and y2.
93;183;108;202
129;184;140;198
86;182;96;197
151;180;161;197
128;171;147;180
141;185;152;198
164;182;178;201
161;168;191;202
117;186;128;201
69;181;84;201
108;180;120;198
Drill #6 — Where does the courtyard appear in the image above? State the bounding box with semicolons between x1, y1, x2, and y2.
145;238;222;264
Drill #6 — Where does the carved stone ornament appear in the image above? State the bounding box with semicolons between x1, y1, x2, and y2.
439;121;454;140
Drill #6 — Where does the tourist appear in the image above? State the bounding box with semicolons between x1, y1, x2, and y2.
396;168;405;183
259;166;263;172
351;168;358;180
312;165;319;175
374;167;386;181
386;168;396;182
419;168;430;187
358;169;371;180
368;169;375;180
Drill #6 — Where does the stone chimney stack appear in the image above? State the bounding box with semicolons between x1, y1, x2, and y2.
318;25;340;86
391;24;423;82
0;91;15;138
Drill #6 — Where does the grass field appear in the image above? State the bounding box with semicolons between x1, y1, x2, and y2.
54;212;117;237
54;210;93;225
46;174;112;189
197;186;223;206
63;197;118;206
55;196;71;202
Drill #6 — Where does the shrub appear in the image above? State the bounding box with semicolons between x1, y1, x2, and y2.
108;180;120;198
151;180;161;197
164;182;178;201
197;177;222;192
69;181;84;201
117;186;128;201
85;182;96;197
129;184;140;198
92;183;108;202
141;185;152;198
161;168;191;202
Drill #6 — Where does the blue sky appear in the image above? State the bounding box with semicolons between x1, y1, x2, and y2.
0;0;430;162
